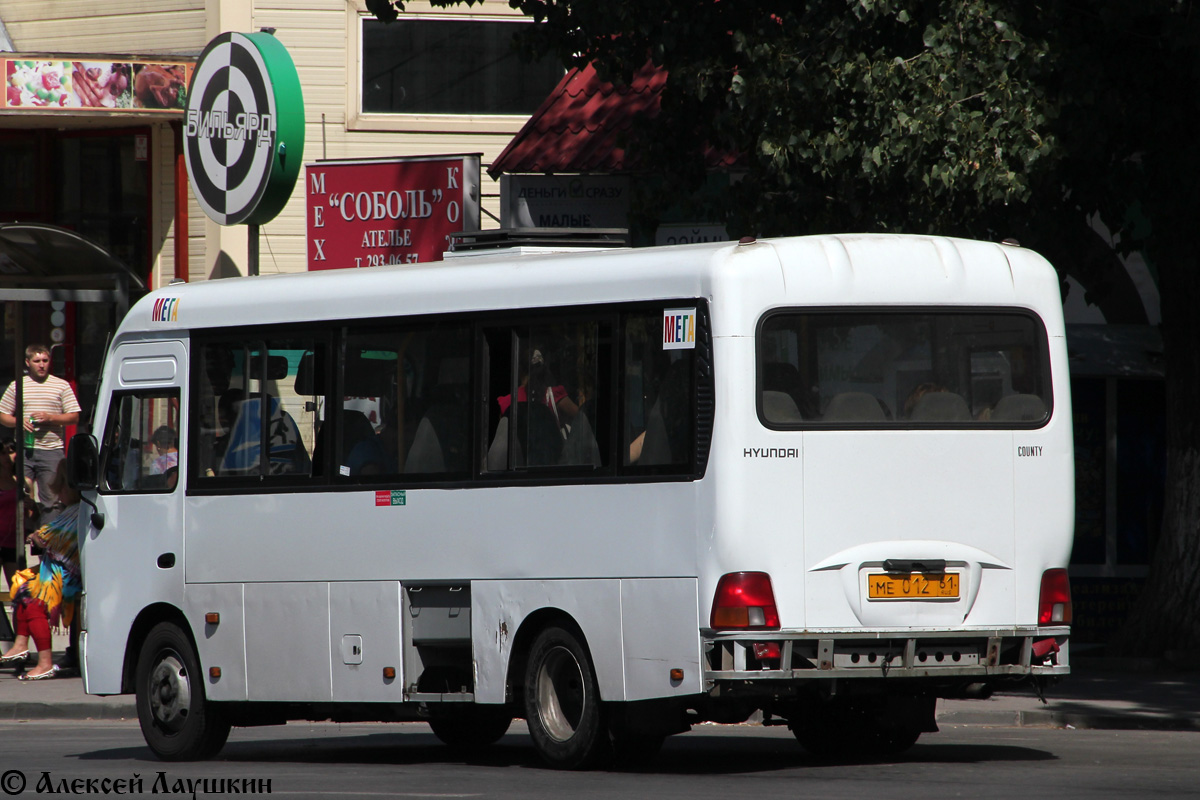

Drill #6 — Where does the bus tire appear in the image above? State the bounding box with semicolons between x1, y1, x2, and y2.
789;698;923;760
523;625;610;769
610;730;665;769
135;621;230;761
428;707;513;750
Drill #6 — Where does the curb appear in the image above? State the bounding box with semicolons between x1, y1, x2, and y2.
0;701;137;721
937;708;1200;732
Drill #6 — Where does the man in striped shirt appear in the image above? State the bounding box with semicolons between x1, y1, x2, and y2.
0;344;81;513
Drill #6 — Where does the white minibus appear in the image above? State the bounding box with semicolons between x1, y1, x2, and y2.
68;233;1073;768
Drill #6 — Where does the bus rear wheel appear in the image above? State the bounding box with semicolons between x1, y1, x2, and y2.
135;622;230;761
789;696;925;760
523;625;610;769
428;707;513;750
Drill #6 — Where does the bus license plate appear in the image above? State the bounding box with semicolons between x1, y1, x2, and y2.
868;573;959;599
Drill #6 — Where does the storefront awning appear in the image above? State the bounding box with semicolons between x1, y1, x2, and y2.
0;222;144;306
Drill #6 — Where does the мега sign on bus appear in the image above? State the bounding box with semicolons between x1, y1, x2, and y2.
184;31;305;226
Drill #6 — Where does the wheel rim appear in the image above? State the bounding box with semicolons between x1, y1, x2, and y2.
535;645;586;742
147;650;192;734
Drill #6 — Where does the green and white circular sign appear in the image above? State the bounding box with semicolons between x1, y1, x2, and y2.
184;32;305;226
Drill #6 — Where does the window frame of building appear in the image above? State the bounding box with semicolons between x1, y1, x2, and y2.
348;4;564;135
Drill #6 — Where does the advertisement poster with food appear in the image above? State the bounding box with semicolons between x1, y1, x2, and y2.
2;58;192;111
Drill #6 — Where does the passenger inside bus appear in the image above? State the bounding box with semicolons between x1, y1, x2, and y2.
149;426;179;475
489;347;579;469
209;388;246;475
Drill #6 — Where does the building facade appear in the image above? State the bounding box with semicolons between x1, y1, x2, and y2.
1;0;562;411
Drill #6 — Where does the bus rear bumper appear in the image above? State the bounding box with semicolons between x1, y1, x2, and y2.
701;626;1070;687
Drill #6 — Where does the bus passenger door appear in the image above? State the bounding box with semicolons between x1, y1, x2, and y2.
82;341;187;695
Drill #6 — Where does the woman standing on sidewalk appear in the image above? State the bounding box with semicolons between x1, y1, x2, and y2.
0;461;80;680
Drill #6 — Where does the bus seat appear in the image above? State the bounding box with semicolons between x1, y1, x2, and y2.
639;360;691;466
405;363;470;474
762;390;803;423
561;402;602;467
406;417;446;473
293;351;324;395
638;403;673;464
487;401;563;469
910;391;971;422
486;416;510;470
991;393;1047;422
822;391;886;422
222;394;312;476
312;408;378;475
763;361;811;417
520;401;564;467
340;409;385;475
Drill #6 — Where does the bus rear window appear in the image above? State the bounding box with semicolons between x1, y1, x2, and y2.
758;309;1052;428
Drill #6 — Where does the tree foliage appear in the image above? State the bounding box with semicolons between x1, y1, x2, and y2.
374;0;1200;653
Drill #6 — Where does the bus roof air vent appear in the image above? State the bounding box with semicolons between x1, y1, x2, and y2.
445;227;630;259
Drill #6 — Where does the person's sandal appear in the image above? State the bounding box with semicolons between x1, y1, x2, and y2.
18;665;59;681
0;650;30;665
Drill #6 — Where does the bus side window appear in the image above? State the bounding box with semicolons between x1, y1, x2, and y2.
623;310;695;469
100;391;179;493
341;323;472;479
485;320;606;472
193;339;322;479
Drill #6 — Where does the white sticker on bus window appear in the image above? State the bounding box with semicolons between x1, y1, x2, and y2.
663;308;697;350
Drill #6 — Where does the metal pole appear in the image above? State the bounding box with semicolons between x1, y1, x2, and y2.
11;302;26;571
249;223;260;277
174;122;189;283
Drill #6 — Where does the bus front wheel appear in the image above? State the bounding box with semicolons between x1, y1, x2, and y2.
135;622;231;761
523;625;609;769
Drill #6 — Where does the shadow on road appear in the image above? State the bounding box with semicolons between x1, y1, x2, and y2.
72;727;1057;773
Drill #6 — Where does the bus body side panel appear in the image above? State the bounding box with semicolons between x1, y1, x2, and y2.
184;583;247;701
471;579;624;704
703;335;806;625
618;578;702;700
470;577;703;705
184;581;405;704
183;484;706;703
81;339;188;696
1014;321;1075;621
329;580;404;702
183;484;703;585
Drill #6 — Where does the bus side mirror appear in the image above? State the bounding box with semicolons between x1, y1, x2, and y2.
67;433;100;491
67;433;106;531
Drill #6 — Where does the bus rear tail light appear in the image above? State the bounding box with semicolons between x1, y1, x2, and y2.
710;572;780;630
1038;569;1072;625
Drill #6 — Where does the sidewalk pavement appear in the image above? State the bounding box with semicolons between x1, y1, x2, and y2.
2;654;1199;731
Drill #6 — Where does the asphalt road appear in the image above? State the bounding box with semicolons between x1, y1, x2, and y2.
1;720;1198;799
